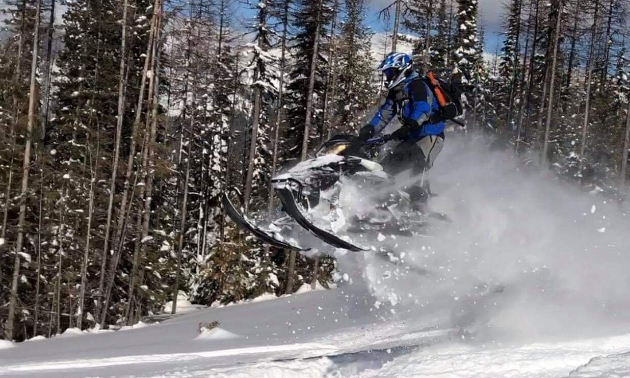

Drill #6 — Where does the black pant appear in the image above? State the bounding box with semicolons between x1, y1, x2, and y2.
379;134;444;205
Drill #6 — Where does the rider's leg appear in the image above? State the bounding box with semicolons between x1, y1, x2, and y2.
407;134;444;209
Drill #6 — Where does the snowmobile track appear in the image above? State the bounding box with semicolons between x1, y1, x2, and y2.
275;187;368;252
222;193;309;252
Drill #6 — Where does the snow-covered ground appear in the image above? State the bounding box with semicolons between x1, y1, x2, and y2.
3;134;630;377
2;287;630;378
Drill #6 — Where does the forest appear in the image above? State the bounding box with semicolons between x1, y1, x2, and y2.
0;0;628;341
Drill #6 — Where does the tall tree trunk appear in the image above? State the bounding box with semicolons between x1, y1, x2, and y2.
392;0;401;52
33;170;44;336
243;1;267;211
285;246;297;294
542;0;564;166
77;132;99;329
6;0;41;341
600;0;614;84
579;0;600;172
515;0;540;152
127;26;162;323
621;100;630;190
564;0;581;88
321;0;340;140
172;110;193;315
268;0;290;213
40;0;56;140
505;0;521;131
300;0;324;160
1;0;27;286
97;0;130;322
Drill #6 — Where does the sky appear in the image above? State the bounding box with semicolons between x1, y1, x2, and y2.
363;0;505;53
233;0;506;54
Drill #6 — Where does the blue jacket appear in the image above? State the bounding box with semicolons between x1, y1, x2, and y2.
368;72;445;138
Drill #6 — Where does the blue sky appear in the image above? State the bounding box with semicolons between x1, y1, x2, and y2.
233;0;506;54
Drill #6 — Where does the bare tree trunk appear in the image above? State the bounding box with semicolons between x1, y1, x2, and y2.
621;101;630;190
564;0;581;88
6;0;41;341
542;0;564;166
392;0;401;52
300;0;324;161
285;247;297;294
579;1;600;173
244;2;267;211
310;256;319;290
1;0;27;286
78;133;99;329
321;0;339;140
40;0;56;140
172;112;193;315
97;0;129;322
33;170;44;336
127;27;162;323
515;0;540;152
268;0;290;213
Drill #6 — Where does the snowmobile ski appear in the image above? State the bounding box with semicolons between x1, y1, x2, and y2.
222;193;309;252
274;187;368;252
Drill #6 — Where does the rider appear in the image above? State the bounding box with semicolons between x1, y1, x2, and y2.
356;52;445;209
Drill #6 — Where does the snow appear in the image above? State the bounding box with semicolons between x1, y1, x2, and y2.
58;328;86;338
0;340;14;350
295;282;327;294
163;291;205;314
4;136;630;377
250;292;278;302
195;327;242;341
3;287;630;378
0;238;4;246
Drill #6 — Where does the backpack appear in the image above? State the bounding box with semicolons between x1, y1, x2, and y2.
423;71;464;125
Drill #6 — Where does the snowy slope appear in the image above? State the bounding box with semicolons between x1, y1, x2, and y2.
2;286;630;378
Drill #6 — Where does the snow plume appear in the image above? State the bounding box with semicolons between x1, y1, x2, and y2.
335;133;630;344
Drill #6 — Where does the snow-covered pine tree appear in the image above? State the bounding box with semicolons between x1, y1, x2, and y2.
335;0;376;132
284;0;333;162
453;0;479;86
243;0;276;212
404;0;435;58
497;0;521;132
433;0;457;69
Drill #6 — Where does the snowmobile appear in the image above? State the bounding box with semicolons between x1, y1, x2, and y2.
222;134;438;253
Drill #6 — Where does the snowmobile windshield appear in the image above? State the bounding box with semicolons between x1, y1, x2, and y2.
315;141;350;157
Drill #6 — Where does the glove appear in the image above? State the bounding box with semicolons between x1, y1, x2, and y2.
357;124;375;143
390;120;422;141
390;124;411;141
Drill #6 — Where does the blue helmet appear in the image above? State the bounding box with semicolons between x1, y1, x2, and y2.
378;52;413;89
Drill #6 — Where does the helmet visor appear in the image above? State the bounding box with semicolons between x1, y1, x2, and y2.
383;67;399;81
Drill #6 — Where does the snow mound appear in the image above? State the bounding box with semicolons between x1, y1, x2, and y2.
118;321;149;331
25;335;46;342
163;291;205;314
566;351;630;377
295;282;327;294
250;292;278;303
0;340;14;349
195;327;242;341
58;328;86;338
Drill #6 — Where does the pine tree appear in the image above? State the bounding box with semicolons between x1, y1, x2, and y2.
284;0;333;162
498;0;522;132
335;0;375;131
453;0;479;85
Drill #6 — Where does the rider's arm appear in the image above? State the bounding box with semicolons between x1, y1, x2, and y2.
406;80;431;130
367;92;396;134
